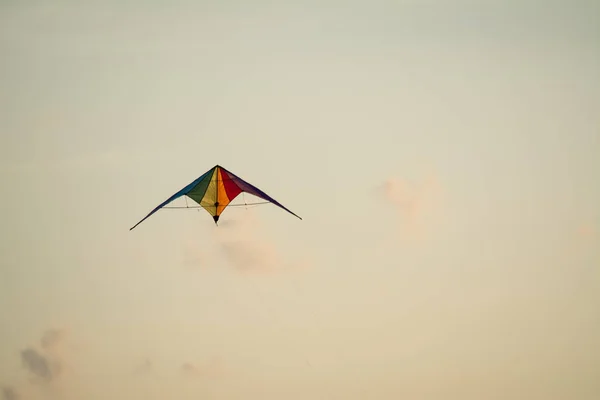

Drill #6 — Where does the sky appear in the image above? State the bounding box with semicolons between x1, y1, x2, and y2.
1;0;599;399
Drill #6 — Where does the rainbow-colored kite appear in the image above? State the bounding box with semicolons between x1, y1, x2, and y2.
130;165;301;230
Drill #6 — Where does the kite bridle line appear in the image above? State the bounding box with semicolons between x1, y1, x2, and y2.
162;189;271;210
161;201;272;209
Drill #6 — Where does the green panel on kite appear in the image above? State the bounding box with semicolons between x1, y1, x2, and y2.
186;167;215;206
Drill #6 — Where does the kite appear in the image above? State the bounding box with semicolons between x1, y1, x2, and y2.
129;165;301;230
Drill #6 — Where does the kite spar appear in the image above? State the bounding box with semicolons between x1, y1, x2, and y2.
129;165;301;230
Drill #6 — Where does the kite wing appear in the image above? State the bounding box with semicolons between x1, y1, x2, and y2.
129;165;301;230
219;165;302;221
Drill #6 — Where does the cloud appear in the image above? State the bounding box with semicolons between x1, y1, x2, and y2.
19;328;68;385
20;348;55;382
220;239;278;273
181;362;197;375
2;328;73;400
40;329;64;351
378;172;444;242
6;328;230;400
180;357;225;379
568;221;599;258
1;387;19;400
132;358;154;376
576;222;597;239
186;210;310;275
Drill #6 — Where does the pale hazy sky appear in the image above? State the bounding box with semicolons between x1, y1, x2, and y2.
1;1;599;399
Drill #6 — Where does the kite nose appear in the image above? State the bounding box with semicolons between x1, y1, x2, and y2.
213;215;219;225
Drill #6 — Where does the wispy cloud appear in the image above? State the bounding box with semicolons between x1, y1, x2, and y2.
1;329;71;400
40;329;65;351
219;239;278;274
19;328;67;385
5;329;230;399
569;221;599;258
183;210;311;275
20;348;55;382
1;386;19;400
132;358;154;377
378;172;444;242
576;222;597;239
180;357;225;379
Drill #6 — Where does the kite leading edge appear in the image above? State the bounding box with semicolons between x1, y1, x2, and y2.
129;165;302;230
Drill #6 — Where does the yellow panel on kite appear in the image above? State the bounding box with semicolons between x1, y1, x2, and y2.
199;166;235;217
200;168;218;216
